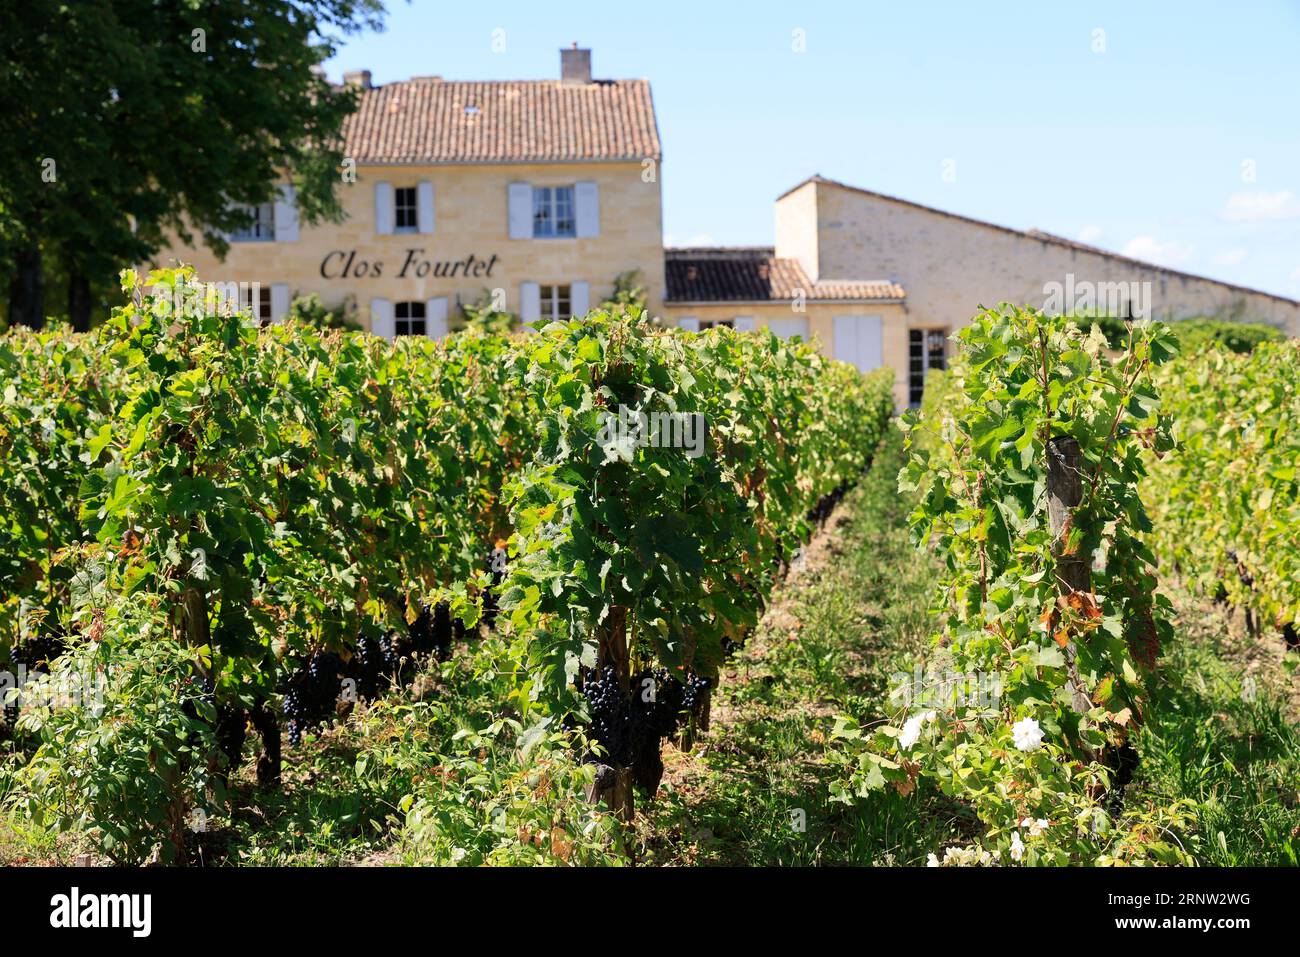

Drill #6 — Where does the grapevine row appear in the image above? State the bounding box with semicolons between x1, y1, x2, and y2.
497;309;895;816
1145;339;1300;645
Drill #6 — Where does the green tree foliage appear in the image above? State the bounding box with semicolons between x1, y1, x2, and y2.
0;0;384;329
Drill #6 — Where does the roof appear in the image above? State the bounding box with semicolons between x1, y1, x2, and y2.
338;78;661;165
780;175;1300;307
664;247;905;303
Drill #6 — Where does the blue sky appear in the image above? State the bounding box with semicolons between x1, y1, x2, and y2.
324;0;1300;298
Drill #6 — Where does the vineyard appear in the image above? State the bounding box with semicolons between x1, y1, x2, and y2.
0;272;1295;867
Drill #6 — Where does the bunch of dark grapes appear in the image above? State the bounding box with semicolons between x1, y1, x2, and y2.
633;668;685;740
214;704;247;776
284;651;345;746
352;633;399;698
406;606;432;656
404;602;454;661
10;632;65;671
481;547;507;628
581;666;627;763
682;672;711;716
581;667;702;766
429;601;454;660
6;631;67;728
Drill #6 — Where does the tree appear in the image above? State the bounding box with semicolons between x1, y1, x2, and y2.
0;0;384;330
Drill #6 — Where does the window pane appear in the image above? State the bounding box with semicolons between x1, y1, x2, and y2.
533;187;552;237
395;187;417;230
555;186;575;236
231;202;274;241
927;331;947;370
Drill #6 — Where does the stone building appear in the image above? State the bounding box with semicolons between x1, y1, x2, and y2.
150;46;664;337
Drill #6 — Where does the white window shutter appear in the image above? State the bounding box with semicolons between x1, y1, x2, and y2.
417;181;435;234
768;317;809;339
425;297;448;340
374;181;393;235
508;183;533;239
270;283;290;323
862;316;884;368
274;186;299;242
570;281;590;319
733;316;756;332
520;282;541;328
370;298;394;340
678;317;700;332
575;181;599;238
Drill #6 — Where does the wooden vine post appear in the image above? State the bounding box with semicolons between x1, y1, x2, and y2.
589;605;635;821
1045;435;1096;717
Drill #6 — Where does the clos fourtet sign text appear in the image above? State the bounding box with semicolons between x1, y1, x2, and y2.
320;249;500;280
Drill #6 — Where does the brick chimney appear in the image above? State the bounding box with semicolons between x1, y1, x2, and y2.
560;43;591;85
343;69;372;89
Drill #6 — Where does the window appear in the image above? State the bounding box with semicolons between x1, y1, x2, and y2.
699;319;733;331
908;329;947;407
539;285;571;322
395;301;427;337
394;187;418;232
533;186;576;238
230;203;275;242
241;285;273;324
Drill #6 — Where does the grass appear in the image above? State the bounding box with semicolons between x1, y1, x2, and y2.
1126;591;1300;865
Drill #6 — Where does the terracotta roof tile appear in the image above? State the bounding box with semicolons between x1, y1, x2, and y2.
664;247;904;303
339;79;661;164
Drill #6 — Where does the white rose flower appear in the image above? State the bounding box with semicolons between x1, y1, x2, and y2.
898;713;925;749
1011;716;1044;751
927;853;940;867
1010;831;1025;862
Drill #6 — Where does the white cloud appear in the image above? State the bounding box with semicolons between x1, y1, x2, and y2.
1078;225;1103;244
1212;248;1248;267
1221;190;1300;222
1121;235;1195;267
